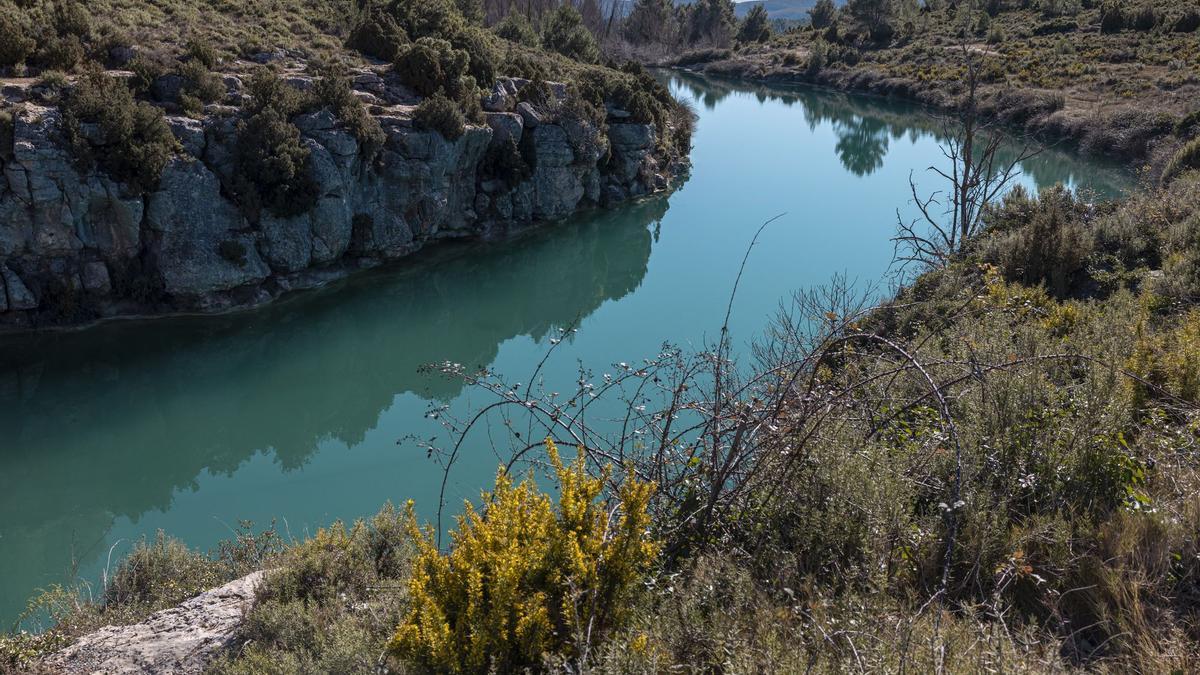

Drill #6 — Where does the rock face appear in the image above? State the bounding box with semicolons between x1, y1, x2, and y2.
0;74;684;330
41;571;264;675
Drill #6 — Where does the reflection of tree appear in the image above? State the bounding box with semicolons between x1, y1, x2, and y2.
664;70;1132;195
833;116;890;177
0;196;671;621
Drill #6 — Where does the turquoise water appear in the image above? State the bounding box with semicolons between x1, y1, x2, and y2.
0;72;1129;626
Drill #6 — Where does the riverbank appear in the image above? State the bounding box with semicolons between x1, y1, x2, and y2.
667;1;1198;175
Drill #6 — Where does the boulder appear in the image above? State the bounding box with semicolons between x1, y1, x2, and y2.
516;101;542;128
484;112;523;146
608;123;656;149
482;82;513;113
166;116;207;157
41;571;265;675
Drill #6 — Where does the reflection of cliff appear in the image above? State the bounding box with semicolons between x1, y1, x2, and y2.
667;70;1130;195
0;195;669;619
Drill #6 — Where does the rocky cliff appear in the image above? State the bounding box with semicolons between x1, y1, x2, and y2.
0;70;685;331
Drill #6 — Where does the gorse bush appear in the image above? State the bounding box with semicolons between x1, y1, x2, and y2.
1127;309;1200;408
388;440;658;673
62;67;177;192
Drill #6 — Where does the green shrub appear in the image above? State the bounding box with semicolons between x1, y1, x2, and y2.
207;506;411;675
1171;8;1200;33
386;0;465;40
1175;111;1200;139
0;108;13;161
737;4;771;43
62;67;177;192
977;185;1089;298
807;39;827;74
1162;137;1200;184
127;53;170;95
394;36;470;97
0;1;35;69
32;0;91;71
185;38;220;69
808;0;837;29
452;24;496;86
493;11;538;47
312;65;386;154
412;92;465;139
104;533;227;609
346;5;409;60
1130;3;1156;31
481;136;531;189
37;33;85;70
243;67;309;117
218;239;248;266
234;105;318;218
1099;1;1124;33
501;48;549;80
178;59;226;110
541;4;599;64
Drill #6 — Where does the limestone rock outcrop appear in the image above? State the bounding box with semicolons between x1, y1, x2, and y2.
0;73;685;330
41;571;264;675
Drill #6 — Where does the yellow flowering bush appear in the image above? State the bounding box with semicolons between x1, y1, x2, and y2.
389;440;658;673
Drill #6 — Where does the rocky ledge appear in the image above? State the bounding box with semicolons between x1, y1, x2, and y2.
0;69;687;331
40;571;264;674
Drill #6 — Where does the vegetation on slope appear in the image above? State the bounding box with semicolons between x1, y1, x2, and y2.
0;0;694;200
667;0;1199;167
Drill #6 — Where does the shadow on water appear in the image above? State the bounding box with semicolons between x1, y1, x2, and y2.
666;70;1132;197
0;197;669;623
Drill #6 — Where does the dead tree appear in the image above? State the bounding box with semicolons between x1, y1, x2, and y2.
894;39;1039;269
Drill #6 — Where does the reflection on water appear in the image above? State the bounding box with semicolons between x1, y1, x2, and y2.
0;72;1131;626
0;200;667;623
670;71;1130;195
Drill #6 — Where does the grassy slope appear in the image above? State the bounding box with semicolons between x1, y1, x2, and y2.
682;0;1200;166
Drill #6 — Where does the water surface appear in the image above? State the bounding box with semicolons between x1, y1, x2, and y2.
0;72;1129;625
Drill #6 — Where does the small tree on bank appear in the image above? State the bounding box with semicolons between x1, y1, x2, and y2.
808;0;837;29
737;4;772;43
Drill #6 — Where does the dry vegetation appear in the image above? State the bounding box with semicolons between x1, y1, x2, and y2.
675;0;1200;166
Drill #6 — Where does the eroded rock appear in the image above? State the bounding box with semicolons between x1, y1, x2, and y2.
42;571;264;675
